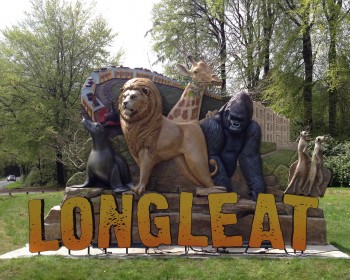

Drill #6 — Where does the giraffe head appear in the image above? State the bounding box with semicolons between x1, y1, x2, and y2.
177;56;222;87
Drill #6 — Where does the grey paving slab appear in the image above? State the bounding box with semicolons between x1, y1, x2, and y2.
1;244;349;259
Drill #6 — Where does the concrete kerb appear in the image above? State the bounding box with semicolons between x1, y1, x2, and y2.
1;244;349;260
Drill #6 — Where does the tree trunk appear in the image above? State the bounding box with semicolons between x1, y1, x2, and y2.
219;20;227;94
328;32;338;136
302;28;313;129
262;0;274;77
56;149;65;186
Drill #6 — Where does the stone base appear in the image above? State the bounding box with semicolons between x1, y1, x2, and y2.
44;186;327;247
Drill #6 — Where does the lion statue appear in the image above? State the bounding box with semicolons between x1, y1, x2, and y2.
117;78;214;194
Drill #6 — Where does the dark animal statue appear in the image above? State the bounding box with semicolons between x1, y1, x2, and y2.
200;92;265;200
78;118;133;193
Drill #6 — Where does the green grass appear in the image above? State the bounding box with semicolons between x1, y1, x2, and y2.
4;181;24;190
0;189;349;279
319;188;350;254
0;192;63;255
0;257;349;280
260;142;277;155
262;149;296;173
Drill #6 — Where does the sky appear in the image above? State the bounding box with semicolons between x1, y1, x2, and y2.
0;0;163;72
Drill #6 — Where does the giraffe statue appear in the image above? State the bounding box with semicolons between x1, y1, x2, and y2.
167;56;222;123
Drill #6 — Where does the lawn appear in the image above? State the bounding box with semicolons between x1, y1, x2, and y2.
0;188;349;279
3;180;24;190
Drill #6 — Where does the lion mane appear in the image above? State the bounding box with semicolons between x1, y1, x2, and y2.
117;77;215;194
117;78;162;161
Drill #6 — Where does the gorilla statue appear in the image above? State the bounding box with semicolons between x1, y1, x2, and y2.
200;92;265;200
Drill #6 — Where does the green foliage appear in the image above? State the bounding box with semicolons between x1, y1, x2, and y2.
112;135;136;166
324;141;350;187
259;142;277;155
66;171;85;187
24;161;57;187
262;69;305;134
0;0;119;185
272;164;290;190
262;149;296;189
151;0;222;78
262;149;296;172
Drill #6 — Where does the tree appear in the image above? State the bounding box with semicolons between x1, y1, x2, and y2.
225;0;277;93
0;0;119;186
278;0;319;130
322;0;350;136
151;0;227;93
193;0;228;93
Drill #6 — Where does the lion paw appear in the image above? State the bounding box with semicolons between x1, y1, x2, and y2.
132;185;146;195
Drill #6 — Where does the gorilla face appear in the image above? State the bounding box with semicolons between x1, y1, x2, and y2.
223;99;251;134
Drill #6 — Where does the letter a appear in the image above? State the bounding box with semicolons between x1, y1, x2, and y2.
249;194;284;249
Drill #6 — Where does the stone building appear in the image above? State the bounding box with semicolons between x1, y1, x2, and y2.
253;101;292;148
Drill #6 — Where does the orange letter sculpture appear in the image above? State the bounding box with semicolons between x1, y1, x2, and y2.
61;197;93;250
28;199;60;253
98;194;133;248
284;194;318;251
208;192;243;247
137;193;171;247
249;194;284;249
178;192;208;247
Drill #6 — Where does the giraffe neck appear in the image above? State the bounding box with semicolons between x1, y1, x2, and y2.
184;82;206;97
167;82;207;123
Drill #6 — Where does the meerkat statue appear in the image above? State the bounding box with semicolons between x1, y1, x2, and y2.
285;131;310;195
302;136;325;196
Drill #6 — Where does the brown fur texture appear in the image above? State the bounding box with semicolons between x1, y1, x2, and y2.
118;78;214;194
117;78;162;161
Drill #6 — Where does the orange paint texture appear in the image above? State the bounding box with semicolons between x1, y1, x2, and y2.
98;194;133;248
178;192;208;247
208;193;242;248
284;194;319;251
137;193;171;247
249;194;284;249
61;197;93;250
28;199;59;253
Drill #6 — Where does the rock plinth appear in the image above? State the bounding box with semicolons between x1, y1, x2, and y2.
44;177;327;247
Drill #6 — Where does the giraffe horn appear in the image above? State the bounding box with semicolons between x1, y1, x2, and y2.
187;55;198;66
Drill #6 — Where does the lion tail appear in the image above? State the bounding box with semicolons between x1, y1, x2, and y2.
209;159;218;177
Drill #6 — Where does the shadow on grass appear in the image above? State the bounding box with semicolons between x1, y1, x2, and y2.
330;242;350;255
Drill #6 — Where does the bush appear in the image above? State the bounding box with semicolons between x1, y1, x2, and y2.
24;161;57;187
273;165;290;190
324;140;350;187
260;142;277;155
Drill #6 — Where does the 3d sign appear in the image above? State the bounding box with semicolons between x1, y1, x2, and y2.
28;56;331;256
29;193;318;253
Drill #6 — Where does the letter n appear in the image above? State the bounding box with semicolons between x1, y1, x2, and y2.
98;194;133;248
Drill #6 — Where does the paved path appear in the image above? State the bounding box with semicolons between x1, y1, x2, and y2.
0;186;65;195
0;180;14;189
1;244;349;259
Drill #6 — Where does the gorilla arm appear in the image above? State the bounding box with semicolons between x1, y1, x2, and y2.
238;121;266;200
200;115;233;189
200;116;225;156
